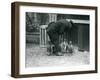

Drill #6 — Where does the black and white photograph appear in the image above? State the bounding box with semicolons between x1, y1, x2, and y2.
25;12;90;67
11;2;97;78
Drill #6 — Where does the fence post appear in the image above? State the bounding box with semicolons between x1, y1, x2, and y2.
40;25;48;47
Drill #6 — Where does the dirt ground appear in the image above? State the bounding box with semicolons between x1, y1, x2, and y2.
25;43;90;68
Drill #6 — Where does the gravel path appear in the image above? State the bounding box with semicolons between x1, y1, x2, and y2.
25;44;90;68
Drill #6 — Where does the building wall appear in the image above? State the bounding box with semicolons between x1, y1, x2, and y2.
78;24;89;51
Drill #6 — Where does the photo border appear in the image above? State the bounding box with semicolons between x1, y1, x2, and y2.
11;2;98;78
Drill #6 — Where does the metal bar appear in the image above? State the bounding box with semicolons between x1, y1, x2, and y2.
66;19;90;24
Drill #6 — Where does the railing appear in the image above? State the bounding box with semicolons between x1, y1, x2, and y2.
40;25;48;47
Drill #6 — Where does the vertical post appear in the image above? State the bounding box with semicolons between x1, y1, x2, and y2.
40;25;48;47
34;13;37;23
78;25;84;51
45;29;47;45
40;28;41;45
49;13;57;22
